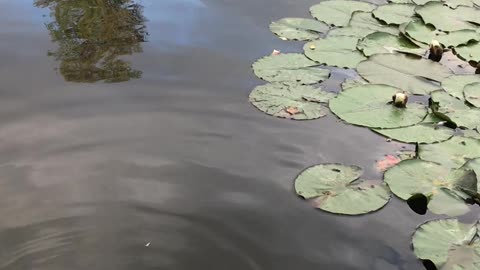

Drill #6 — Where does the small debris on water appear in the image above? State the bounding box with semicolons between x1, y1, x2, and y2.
271;49;281;55
145;242;151;247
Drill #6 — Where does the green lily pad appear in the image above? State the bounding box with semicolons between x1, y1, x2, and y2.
454;41;480;63
373;4;416;25
442;74;480;100
294;164;390;215
269;18;329;41
464;82;480;107
462;158;480;180
384;159;475;216
342;77;369;90
415;2;480;32
310;0;376;27
357;54;452;95
412;219;480;269
412;0;440;5
372;114;454;144
304;36;367;68
249;83;335;120
349;11;400;35
404;20;480;47
443;0;476;8
357;32;423;56
390;0;413;3
419;136;480;168
329;84;427;128
430;90;480;129
252;54;330;84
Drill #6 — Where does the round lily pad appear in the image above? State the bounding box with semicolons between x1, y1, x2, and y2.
442;74;480;100
372;114;454;144
419;136;480;169
249;83;334;120
415;2;480;32
389;0;413;3
385;159;475;216
310;0;376;27
454;41;480;63
349;11;400;35
443;0;476;7
329;84;427;128
464;82;480;108
372;4;416;25
404;21;480;47
252;53;330;84
269;18;329;41
357;54;452;95
357;32;422;56
430;90;480;129
304;36;367;68
412;219;480;269
294;164;390;215
412;0;440;4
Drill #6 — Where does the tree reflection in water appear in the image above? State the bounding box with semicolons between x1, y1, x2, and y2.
35;0;148;83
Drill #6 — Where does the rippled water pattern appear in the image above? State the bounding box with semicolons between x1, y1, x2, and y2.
0;0;456;269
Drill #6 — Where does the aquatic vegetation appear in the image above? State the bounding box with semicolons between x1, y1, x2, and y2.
294;164;390;215
249;0;480;267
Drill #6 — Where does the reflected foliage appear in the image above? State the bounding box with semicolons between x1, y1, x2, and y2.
35;0;147;83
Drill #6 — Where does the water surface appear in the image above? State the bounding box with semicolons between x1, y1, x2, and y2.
0;0;450;269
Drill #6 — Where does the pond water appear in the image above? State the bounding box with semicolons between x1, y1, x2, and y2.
0;0;465;269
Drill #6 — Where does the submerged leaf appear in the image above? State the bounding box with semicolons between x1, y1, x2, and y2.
357;32;423;56
304;36;366;68
412;219;480;269
249;83;334;120
464;82;480;108
329;84;427;128
357;54;452;95
269;18;329;41
441;74;480;100
376;155;402;172
415;2;480;32
310;0;376;27
342;77;369;90
252;53;330;84
295;164;390;215
384;159;474;216
419;136;480;169
372;4;416;25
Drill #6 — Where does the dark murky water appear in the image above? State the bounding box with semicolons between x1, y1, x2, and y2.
0;0;462;269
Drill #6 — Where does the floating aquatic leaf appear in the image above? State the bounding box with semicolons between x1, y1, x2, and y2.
373;4;416;25
373;114;454;144
252;54;330;84
412;0;440;4
464;82;480;108
310;0;376;27
454;41;480;64
295;164;390;215
329;84;427;128
430;90;480;129
443;0;475;8
349;11;400;35
390;0;413;3
462;129;480;139
376;155;402;172
342;77;369;90
412;219;480;269
357;32;423;56
249;83;334;120
442;74;480;100
415;2;480;32
384;159;475;216
403;20;480;47
357;54;452;95
304;36;366;68
269;18;329;41
419;136;480;169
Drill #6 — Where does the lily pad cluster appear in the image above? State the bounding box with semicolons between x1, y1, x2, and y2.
250;0;480;268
